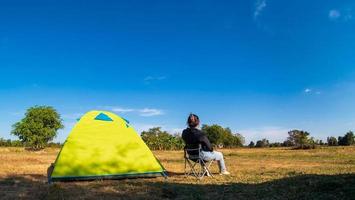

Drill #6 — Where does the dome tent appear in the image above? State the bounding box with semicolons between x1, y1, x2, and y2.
49;110;166;182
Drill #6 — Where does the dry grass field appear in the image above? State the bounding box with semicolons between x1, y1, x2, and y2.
0;146;354;200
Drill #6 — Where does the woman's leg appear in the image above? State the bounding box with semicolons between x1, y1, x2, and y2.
212;151;227;172
201;151;227;172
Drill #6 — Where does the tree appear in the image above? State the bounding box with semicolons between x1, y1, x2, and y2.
141;127;184;150
286;130;311;149
11;106;63;150
201;124;225;146
282;140;294;147
338;131;355;146
255;139;269;148
201;124;244;148
235;133;245;146
248;141;255;148
269;142;282;147
319;140;324;145
327;136;338;146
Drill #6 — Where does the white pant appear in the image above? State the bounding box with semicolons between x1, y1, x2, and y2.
200;151;226;172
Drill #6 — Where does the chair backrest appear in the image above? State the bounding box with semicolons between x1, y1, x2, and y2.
184;144;202;161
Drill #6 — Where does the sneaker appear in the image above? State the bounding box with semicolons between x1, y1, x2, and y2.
220;171;231;175
204;167;212;177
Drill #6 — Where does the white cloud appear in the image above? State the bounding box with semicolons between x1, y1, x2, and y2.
111;107;135;113
344;13;353;21
304;88;322;95
107;106;164;117
304;88;312;93
240;126;290;143
133;124;164;134
171;128;184;134
139;108;164;117
329;8;353;21
133;124;183;135
329;9;341;20
9;111;23;117
144;76;166;84
254;0;267;19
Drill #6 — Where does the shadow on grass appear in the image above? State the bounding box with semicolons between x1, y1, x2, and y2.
0;173;354;200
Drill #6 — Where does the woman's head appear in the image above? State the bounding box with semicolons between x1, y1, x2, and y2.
187;113;200;128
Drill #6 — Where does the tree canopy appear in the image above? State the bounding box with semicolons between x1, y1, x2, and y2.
255;139;270;148
327;136;338;146
141;127;184;150
201;124;244;148
286;130;312;149
338;131;355;146
11;106;64;150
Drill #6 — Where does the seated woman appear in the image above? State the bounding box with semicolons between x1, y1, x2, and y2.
182;114;230;175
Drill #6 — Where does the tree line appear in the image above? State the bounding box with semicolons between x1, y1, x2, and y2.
0;138;62;148
141;125;245;150
248;130;355;149
3;105;355;150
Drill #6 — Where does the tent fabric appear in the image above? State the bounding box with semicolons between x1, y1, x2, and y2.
49;110;166;182
94;112;113;121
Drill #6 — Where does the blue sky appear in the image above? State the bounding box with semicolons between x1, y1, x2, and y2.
1;0;355;143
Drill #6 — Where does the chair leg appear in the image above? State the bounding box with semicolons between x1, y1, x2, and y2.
185;159;199;178
205;160;214;178
184;158;187;176
185;158;214;179
199;160;214;178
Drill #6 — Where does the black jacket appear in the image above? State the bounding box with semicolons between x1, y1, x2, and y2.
182;128;213;152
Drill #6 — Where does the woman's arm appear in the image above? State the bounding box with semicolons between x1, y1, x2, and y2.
199;134;213;152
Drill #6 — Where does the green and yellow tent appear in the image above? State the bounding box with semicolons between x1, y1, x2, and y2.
49;110;166;182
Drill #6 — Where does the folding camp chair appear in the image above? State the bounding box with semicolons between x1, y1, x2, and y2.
184;144;214;179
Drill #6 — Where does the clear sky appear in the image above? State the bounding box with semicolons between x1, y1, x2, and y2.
1;0;354;144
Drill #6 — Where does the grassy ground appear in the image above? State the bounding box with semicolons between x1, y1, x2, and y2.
0;146;354;200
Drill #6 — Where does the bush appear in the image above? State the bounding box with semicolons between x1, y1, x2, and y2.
0;138;24;147
269;142;282;147
47;142;63;148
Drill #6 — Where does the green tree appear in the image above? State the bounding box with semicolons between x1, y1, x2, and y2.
282;140;294;147
141;127;184;150
201;124;225;146
248;141;255;148
201;124;244;148
11;106;64;150
269;142;282;147
319;140;324;145
286;130;311;149
338;131;355;146
327;136;338;146
255;138;269;148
